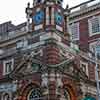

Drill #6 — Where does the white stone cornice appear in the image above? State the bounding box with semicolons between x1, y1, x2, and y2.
69;10;100;24
69;2;100;19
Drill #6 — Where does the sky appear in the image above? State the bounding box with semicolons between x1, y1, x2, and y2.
0;0;97;25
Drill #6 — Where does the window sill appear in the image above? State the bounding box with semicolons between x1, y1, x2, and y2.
89;32;100;37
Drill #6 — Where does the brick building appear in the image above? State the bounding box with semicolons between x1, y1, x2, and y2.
0;0;99;100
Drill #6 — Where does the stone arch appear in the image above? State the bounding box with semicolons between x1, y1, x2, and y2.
18;81;40;100
63;81;78;100
27;87;41;100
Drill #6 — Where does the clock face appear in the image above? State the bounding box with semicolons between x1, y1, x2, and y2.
33;10;44;25
55;12;63;25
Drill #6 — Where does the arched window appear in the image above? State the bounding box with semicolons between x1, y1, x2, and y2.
3;93;10;100
63;89;71;100
28;88;41;100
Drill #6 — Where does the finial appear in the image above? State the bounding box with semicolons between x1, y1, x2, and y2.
66;4;69;9
27;2;30;8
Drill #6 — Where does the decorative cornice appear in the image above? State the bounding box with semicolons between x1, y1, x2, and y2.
69;2;100;19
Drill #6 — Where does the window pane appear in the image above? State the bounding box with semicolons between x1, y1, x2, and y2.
5;62;12;74
4;59;14;75
92;17;100;33
80;61;88;76
16;40;23;49
69;22;79;41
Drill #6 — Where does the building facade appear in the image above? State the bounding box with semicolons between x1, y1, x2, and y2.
0;0;99;100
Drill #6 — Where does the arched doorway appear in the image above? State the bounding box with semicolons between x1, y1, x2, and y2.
18;82;41;100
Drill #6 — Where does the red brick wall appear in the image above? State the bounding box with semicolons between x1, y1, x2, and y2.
79;18;89;52
43;45;60;65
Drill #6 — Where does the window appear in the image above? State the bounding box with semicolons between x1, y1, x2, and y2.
92;17;100;33
80;61;88;76
24;40;28;47
63;89;71;100
88;16;100;36
69;22;79;41
98;71;100;80
31;63;41;72
89;42;96;53
28;88;41;100
3;59;14;75
3;93;10;100
37;0;41;3
89;41;100;59
70;42;79;52
28;39;33;45
16;40;28;49
16;40;23;49
8;31;15;38
0;49;4;55
21;27;26;32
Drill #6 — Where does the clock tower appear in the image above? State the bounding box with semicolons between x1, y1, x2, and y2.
0;0;97;100
26;0;68;36
16;0;78;100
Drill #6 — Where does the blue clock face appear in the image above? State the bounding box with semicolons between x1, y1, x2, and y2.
33;11;44;25
55;13;63;25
